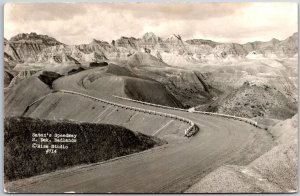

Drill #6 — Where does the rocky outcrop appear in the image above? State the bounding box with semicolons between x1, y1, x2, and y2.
9;32;61;45
121;53;220;107
127;52;169;67
110;32;298;62
186;39;220;48
78;39;116;56
142;32;162;43
4;32;62;62
202;82;298;120
5;32;297;68
115;36;141;50
243;33;298;58
7;70;40;89
4;71;14;88
36;44;107;65
212;43;248;58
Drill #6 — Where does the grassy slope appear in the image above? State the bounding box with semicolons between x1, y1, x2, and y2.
4;117;164;182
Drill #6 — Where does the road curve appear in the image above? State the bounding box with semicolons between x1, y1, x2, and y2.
5;67;274;193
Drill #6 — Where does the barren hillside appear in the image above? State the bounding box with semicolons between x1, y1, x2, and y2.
186;114;298;193
4;32;298;120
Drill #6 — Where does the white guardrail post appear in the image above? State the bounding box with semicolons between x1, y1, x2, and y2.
30;90;259;136
58;90;199;137
192;110;261;129
112;94;260;131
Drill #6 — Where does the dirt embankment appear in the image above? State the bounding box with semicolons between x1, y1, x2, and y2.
199;83;297;120
38;71;63;88
127;52;169;68
4;72;190;139
83;64;184;108
186;114;298;193
5;70;65;117
106;63;137;77
5;76;52;117
123;77;183;108
107;61;219;108
4;117;164;182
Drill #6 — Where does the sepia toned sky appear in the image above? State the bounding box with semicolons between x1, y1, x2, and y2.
4;2;298;45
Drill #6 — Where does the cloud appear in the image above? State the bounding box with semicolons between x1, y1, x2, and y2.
4;2;298;45
5;3;87;21
95;3;247;21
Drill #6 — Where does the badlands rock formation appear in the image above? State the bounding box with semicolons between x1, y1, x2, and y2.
5;32;298;67
3;31;298;193
4;32;298;120
243;33;298;58
4;32;62;62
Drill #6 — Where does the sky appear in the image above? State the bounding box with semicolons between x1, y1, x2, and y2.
4;2;298;45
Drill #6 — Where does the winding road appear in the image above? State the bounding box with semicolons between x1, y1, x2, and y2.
5;67;274;193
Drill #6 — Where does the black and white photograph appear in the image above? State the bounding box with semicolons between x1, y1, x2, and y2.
3;2;298;193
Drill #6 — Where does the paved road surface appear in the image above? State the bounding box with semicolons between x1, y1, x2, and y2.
5;67;273;193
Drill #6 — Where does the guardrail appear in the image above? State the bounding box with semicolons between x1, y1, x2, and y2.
192;111;262;129
59;90;198;137
23;93;55;116
113;95;262;129
26;90;198;137
113;95;188;112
